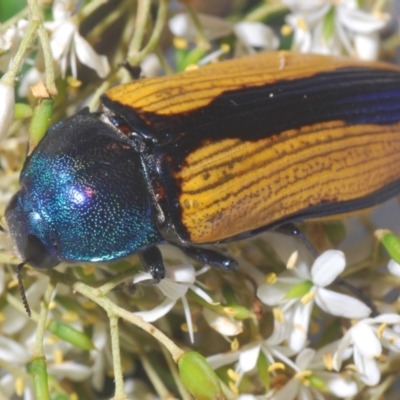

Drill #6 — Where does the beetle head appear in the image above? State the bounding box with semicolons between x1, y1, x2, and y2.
5;109;162;269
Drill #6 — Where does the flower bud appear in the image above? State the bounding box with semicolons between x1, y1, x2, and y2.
178;351;224;400
48;320;95;350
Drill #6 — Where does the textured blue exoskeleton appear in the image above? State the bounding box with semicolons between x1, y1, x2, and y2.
6;110;163;270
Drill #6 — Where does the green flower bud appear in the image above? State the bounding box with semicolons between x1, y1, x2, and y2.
48;320;95;350
29;99;54;148
27;357;50;400
178;351;224;400
14;103;33;119
377;230;400;264
285;280;313;299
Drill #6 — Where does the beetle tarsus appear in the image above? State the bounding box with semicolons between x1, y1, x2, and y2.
139;246;166;283
181;245;238;271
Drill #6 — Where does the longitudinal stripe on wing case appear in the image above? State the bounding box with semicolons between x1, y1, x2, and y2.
102;52;400;244
174;121;400;243
104;52;400;116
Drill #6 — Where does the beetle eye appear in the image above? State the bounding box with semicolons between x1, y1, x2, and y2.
24;234;59;270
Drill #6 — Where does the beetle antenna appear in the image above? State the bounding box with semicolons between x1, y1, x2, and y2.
16;262;31;317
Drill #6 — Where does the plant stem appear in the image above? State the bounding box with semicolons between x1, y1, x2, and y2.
128;0;152;58
27;0;58;96
244;2;288;22
127;0;169;66
161;346;192;400
96;267;138;295
32;280;56;358
140;352;173;399
109;315;127;400
1;20;39;86
73;280;185;362
184;3;211;50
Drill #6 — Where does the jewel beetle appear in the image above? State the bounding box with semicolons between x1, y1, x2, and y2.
5;51;400;283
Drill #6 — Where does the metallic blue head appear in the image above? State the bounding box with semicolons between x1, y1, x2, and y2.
6;109;162;269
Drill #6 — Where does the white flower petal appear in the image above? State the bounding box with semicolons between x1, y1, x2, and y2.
233;22;279;49
333;331;352;371
73;31;110;78
0;336;29;364
189;284;217;305
207;351;240;370
132;271;152;284
311;250;345;287
0;80;15;140
181;295;194;343
48;362;92;381
352;322;382;358
295;348;315;370
353;347;380;386
338;7;388;34
202;308;243;336
166;264;195;284
271;378;300;400
158;279;189;299
354;32;379;60
388;259;400;277
257;280;296;306
169;13;233;41
288;301;312;352
371;313;400;325
315;287;371;318
317;371;358;396
238;343;262;373
135;298;176;322
50;20;75;61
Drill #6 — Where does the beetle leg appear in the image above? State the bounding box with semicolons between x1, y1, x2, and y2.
180;245;238;271
275;223;318;258
139;246;166;283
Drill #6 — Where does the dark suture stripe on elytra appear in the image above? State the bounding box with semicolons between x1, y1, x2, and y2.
138;69;400;116
109;60;331;104
194;158;400;231
152;69;399;113
119;65;398;111
180;125;400;196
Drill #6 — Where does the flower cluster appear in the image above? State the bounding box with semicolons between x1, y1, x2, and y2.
0;0;399;399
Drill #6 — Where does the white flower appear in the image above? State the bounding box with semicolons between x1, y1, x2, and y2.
333;314;400;386
257;249;371;351
283;0;389;60
0;19;28;72
0;336;34;399
134;263;216;343
169;13;279;60
0;80;15;141
45;0;110;78
207;321;296;388
271;343;358;399
202;307;243;337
